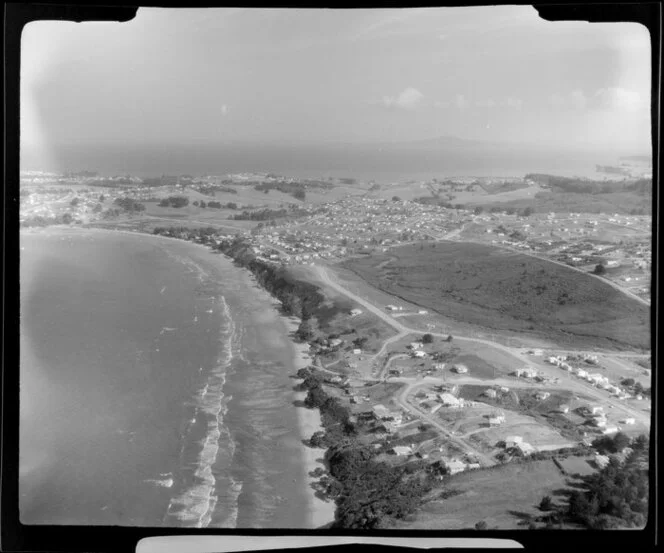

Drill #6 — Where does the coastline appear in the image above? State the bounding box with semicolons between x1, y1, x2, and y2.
27;225;336;528
281;315;337;529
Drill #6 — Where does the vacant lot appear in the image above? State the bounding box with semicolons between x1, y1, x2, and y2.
391;460;569;529
342;242;649;351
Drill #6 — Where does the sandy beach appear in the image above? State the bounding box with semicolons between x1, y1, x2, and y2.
282;316;337;529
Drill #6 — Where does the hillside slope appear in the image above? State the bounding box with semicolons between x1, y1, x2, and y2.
342;242;650;351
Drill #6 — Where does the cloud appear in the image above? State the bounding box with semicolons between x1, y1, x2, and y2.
455;94;468;109
221;104;229;116
548;90;587;110
382;87;424;110
594;87;643;111
476;98;496;108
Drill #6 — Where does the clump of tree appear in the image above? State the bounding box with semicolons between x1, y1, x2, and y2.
421;333;434;344
158;196;189;208
70;197;80;207
114;197;146;212
593;263;607;275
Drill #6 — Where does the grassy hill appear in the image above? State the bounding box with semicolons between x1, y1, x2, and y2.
342;242;650;351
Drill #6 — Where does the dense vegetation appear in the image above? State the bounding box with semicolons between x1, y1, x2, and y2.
20;213;77;227
158;196;189;208
230;207;310;221
297;368;434;528
565;434;649;529
254;181;307;200
113;197;146;212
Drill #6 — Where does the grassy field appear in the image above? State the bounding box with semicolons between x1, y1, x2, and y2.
342;241;650;351
391;460;570;530
475;190;652;215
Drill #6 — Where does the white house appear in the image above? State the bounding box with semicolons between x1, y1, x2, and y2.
438;393;461;408
418;310;428;315
353;348;362;355
488;413;505;426
413;350;427;358
516;442;536;456
602;426;619;435
595;454;610;469
372;404;391;420
443;458;466;475
505;436;523;448
576;369;588;378
535;391;551;400
483;388;497;398
391;445;413;456
591;406;604;415
350;308;363;317
558;404;570;414
409;342;424;350
453;364;469;374
621;418;635;425
434;363;446;370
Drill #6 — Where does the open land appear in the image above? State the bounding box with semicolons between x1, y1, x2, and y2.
341;241;650;352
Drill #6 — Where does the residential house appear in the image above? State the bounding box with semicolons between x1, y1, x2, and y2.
353;348;362;355
438;393;461;408
409;342;424;350
504;436;523;448
483;388;497;398
558;404;570;414
443;458;466;475
535;391;551;400
621;418;635;425
516;442;536;456
350;308;363;317
488;413;505;426
390;445;413;456
413;350;427;358
452;364;469;374
602;426;619;435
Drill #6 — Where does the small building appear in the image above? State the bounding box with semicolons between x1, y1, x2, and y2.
558;404;570;414
595;454;610;469
602;426;619;435
576;369;588;378
516;442;536;456
438;393;461;408
452;364;468;374
499;386;510;393
483;388;497;398
590;406;604;415
465;462;481;470
443;458;466;475
434;363;446;370
409;342;424;350
418;309;428;315
372;404;391;420
535;391;551;400
329;338;343;348
350;308;363;317
390;445;413;456
353;348;362;355
621;418;635;425
505;436;523;448
488;414;505;426
413;350;427;358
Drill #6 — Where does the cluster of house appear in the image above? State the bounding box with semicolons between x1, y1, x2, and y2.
546;355;633;399
502;435;536;456
578;406;620;435
415;386;477;413
388;443;481;476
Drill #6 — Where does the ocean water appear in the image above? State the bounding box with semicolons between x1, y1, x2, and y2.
19;229;309;528
21;142;628;182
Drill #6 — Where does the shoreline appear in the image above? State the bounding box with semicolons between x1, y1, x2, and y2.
281;315;337;529
25;225;336;528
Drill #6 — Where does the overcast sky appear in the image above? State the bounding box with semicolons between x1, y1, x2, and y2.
22;6;651;154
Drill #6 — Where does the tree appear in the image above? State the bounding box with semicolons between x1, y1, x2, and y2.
297;317;322;342
446;335;453;342
539;495;553;511
621;378;635;387
200;201;207;208
473;206;484;215
193;201;199;206
99;194;105;202
392;196;402;202
593;263;607;275
475;521;488;530
421;333;434;344
61;213;73;224
522;206;535;217
70;197;80;207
